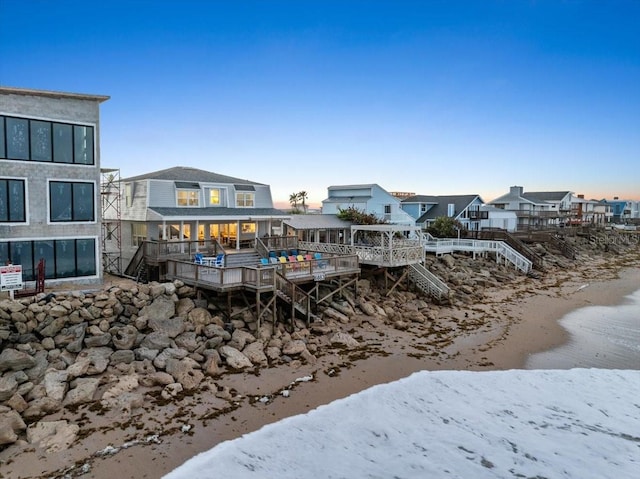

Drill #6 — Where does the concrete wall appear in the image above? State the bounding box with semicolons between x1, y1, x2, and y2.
0;89;107;284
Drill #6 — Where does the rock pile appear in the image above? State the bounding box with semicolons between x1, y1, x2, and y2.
0;233;635;452
0;274;450;451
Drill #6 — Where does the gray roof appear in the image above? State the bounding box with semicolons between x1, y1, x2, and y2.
284;214;353;230
327;184;378;190
490;189;571;205
522;191;572;202
148;207;288;219
123;166;265;186
416;195;481;223
322;195;372;204
401;195;439;204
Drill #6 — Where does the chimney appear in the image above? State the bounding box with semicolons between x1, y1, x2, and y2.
510;186;524;196
578;194;584;199
614;196;619;200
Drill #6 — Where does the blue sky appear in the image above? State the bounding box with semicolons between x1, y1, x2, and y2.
1;1;638;207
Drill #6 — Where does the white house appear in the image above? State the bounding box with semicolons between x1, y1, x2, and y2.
321;184;415;226
488;186;573;230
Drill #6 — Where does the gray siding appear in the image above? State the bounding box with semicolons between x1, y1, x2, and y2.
0;89;106;284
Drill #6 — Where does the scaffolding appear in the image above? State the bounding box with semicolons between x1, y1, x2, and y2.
101;167;123;276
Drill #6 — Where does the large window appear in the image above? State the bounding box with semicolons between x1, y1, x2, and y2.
177;190;199;206
0;239;96;280
49;181;95;222
131;223;147;247
0;115;95;165
0;179;26;222
209;188;221;205
236;192;254;207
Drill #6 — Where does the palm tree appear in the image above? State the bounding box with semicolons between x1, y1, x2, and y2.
298;190;308;213
289;192;300;213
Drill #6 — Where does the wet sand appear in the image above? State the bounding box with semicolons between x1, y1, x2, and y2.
2;256;639;479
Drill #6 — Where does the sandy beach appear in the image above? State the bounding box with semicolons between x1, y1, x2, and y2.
1;248;639;479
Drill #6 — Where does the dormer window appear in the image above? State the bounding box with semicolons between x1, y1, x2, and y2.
236;192;254;207
175;181;200;206
235;184;255;208
209;188;221;205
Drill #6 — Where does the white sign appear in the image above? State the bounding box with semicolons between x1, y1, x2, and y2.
313;272;325;281
1;264;23;291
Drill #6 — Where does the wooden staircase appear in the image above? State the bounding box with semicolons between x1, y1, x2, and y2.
275;273;319;327
224;250;262;268
477;230;545;270
549;234;577;259
408;263;451;303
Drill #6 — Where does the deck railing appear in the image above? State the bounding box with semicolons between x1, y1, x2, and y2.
298;241;423;267
423;238;532;274
408;263;450;302
261;235;299;253
165;261;276;291
165;253;359;290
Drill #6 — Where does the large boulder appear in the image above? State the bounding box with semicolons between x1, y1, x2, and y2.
141;296;175;322
243;341;268;367
111;325;138;350
63;378;100;406
43;369;69;402
0;348;36;372
0;410;27;445
26;420;79;453
165;358;203;390
329;332;360;349
218;345;253;370
148;317;185;339
0;374;18;401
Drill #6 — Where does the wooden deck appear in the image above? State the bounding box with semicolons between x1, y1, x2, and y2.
165;254;360;293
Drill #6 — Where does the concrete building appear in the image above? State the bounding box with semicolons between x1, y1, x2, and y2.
0;86;109;285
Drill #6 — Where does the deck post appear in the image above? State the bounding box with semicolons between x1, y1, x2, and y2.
256;290;261;330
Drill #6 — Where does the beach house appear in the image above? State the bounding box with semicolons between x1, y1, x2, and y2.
321;184;416;226
488;186;573;230
107;166;290;270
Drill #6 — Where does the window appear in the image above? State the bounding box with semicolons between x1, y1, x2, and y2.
177;190;199;206
30;120;52;162
0;115;94;164
0;117;5;157
209;188;221;205
0;179;26;222
5;117;29;160
49;181;95;222
131;223;147;247
384;205;392;214
236;192;254;207
420;204;426;213
1;239;96;280
74;125;94;164
241;222;256;233
53;123;73;163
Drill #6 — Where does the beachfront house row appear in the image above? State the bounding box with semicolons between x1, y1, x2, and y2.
399;194;514;232
603;198;639;223
569;194;612;226
0;86;109;286
321;184;416;226
488;186;573;230
106;166;290;267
